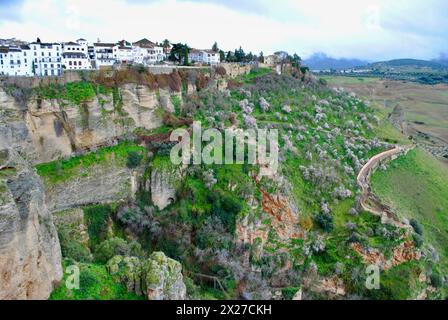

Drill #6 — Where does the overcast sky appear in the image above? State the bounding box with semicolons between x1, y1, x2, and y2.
0;0;447;61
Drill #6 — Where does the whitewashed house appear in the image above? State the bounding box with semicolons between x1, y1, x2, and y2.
132;38;165;65
113;40;134;64
62;40;91;70
93;42;117;68
30;40;63;76
189;49;220;65
0;45;33;76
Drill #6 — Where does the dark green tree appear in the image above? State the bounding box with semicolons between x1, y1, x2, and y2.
219;49;225;62
169;43;190;65
212;41;219;52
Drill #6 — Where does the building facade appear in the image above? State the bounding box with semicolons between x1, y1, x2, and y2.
30;40;63;76
0;45;33;76
93;43;117;68
189;49;220;65
62;40;91;70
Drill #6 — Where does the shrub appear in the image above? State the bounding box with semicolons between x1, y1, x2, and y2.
58;228;92;262
314;212;334;233
84;205;112;245
126;151;143;169
215;66;227;76
79;268;99;294
94;237;131;264
281;287;301;300
410;219;423;236
208;191;242;234
430;272;443;288
412;233;423;248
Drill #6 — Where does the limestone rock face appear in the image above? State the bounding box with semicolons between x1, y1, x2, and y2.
44;164;142;213
150;167;177;210
0;83;167;164
107;252;186;300
0;88;37;159
0;149;62;300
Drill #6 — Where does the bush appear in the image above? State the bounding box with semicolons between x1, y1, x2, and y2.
59;228;92;262
281;287;301;300
93;237;143;264
84;205;112;245
79;268;99;294
208;191;242;234
430;272;443;288
412;233;423;248
94;237;131;264
410;219;423;236
126;151;143;169
314;212;334;233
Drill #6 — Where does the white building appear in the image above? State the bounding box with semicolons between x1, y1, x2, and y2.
132;38;165;65
189;49;220;65
113;40;134;64
30;40;63;76
62;40;91;70
0;45;33;76
93;42;117;68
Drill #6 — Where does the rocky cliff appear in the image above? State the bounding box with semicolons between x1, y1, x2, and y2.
0;149;62;300
0;83;177;164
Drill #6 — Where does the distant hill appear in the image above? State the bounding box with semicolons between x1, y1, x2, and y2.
304;53;369;70
368;59;447;71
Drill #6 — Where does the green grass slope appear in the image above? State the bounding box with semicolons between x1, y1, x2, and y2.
371;148;448;271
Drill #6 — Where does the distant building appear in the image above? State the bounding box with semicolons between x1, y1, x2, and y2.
132;38;165;65
0;45;33;76
188;49;220;65
114;40;134;64
93;42;116;68
30;39;63;76
62;39;91;70
265;55;279;66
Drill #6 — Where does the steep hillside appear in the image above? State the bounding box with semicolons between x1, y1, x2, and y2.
1;66;446;300
371;148;448;294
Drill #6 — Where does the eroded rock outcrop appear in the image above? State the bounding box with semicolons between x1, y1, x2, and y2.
150;166;178;211
107;252;186;300
0;149;62;300
0;83;171;164
44;164;143;213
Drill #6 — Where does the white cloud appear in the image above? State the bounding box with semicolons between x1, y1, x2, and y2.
0;0;447;60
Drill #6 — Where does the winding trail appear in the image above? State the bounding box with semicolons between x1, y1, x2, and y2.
356;144;415;228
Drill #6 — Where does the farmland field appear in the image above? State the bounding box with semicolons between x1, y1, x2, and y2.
322;76;448;148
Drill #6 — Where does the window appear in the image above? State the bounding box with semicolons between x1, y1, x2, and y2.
69;61;72;66
34;52;37;56
44;64;47;68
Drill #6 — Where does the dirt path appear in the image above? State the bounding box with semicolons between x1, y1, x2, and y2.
356;145;414;228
